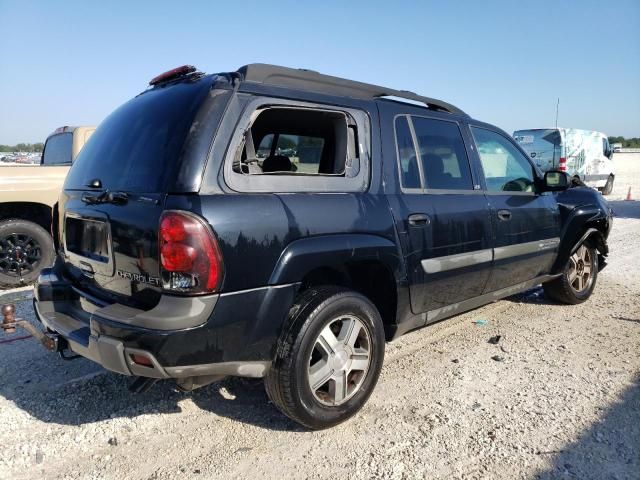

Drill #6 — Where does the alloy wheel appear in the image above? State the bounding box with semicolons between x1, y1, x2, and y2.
0;233;42;278
568;245;593;293
307;315;371;406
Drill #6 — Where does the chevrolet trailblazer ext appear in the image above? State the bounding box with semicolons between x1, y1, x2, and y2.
32;64;611;429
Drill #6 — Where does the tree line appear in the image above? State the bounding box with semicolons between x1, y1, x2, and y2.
608;136;640;148
0;143;45;153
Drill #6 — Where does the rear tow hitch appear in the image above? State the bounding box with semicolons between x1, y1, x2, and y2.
2;303;60;351
2;303;81;360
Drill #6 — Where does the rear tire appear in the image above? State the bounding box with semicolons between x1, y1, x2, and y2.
602;175;614;196
0;219;54;289
265;286;385;430
543;244;598;304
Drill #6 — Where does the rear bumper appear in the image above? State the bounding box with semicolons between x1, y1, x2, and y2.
34;264;299;379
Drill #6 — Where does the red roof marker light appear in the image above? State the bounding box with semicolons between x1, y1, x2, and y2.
149;65;197;86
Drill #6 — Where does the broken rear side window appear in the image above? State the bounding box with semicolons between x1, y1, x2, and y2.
234;107;355;176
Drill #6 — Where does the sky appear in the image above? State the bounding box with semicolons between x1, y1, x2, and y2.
0;0;639;144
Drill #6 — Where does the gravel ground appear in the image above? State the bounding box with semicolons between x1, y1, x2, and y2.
1;156;639;480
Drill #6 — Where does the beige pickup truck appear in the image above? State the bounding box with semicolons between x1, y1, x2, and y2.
0;126;95;288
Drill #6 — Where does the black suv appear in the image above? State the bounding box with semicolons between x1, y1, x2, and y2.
33;64;612;429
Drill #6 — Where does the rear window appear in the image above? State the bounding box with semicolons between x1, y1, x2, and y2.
42;133;72;165
412;117;473;190
514;129;562;150
65;79;211;192
395;116;421;189
394;115;473;191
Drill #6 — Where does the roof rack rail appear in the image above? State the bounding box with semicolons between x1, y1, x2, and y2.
236;64;467;117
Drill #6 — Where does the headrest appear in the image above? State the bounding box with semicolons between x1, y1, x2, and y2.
262;155;292;173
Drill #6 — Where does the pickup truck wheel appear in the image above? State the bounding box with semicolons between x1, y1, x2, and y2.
265;286;385;430
602;175;614;196
543;244;598;304
0;219;54;289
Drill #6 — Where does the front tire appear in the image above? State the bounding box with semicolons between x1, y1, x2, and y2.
543;244;598;304
0;219;54;289
265;286;385;430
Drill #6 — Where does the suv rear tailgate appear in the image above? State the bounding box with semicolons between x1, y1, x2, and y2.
59;191;165;309
57;74;220;309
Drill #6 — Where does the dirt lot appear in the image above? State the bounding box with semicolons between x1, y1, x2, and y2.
1;155;639;480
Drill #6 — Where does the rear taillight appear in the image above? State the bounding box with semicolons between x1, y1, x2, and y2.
159;211;224;294
558;157;567;172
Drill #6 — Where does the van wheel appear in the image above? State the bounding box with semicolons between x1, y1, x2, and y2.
602;175;614;195
265;286;385;430
543;244;598;304
0;219;54;289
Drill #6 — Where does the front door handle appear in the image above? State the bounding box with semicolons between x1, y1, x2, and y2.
497;209;512;221
408;213;431;226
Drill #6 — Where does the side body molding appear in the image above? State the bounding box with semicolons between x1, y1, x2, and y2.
268;234;402;285
420;238;560;275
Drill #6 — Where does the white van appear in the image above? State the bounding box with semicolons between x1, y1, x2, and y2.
513;128;615;195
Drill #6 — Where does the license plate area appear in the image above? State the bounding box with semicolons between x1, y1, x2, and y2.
63;211;114;277
65;217;109;262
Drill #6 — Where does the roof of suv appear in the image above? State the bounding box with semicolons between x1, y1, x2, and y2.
236;63;468;117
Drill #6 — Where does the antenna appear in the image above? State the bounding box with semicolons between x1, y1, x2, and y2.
555;98;560;128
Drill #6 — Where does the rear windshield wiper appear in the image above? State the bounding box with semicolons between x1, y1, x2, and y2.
81;190;129;206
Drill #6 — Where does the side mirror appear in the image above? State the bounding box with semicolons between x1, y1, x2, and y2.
543;171;569;191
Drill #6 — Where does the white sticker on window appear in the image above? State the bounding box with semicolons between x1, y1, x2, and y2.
514;135;534;144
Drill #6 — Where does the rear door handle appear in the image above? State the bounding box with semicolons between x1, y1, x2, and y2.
497;209;512;221
408;213;430;226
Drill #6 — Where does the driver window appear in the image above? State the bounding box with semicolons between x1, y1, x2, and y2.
471;127;535;193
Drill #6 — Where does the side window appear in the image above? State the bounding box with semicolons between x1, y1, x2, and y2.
602;137;609;156
42;133;73;165
412;117;473;190
256;134;274;158
234;107;353;176
471;127;536;193
395;116;421;189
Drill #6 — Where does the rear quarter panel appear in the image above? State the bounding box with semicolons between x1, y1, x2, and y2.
166;192;399;292
186;88;401;293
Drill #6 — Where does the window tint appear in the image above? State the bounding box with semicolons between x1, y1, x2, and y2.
395;116;420;188
42;133;72;165
412;117;473;190
65;78;211;192
471;127;536;193
257;134;274;158
236;108;349;176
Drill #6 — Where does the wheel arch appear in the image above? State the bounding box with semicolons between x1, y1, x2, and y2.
552;206;610;273
268;234;402;338
0;202;53;233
